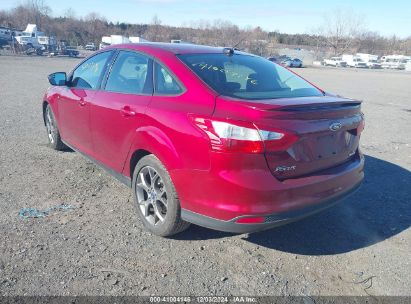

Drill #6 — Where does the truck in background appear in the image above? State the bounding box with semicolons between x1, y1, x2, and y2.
380;55;410;70
342;54;368;68
14;24;56;54
99;35;148;49
323;57;347;67
356;53;382;69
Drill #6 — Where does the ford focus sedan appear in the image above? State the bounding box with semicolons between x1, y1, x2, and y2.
43;43;364;236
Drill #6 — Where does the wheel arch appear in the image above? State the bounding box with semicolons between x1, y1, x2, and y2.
129;149;152;179
42;100;49;126
125;127;184;179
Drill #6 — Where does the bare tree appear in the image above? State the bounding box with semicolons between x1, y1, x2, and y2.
246;26;269;56
315;9;366;55
145;15;163;42
63;8;76;19
26;0;51;29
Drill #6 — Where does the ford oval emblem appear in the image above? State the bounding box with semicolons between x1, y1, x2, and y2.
329;122;342;132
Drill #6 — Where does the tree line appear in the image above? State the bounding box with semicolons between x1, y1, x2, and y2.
1;1;410;57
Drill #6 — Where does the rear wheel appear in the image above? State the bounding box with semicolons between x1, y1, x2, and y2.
44;104;67;150
132;155;190;237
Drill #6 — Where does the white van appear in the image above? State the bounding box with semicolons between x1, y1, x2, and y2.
342;55;367;68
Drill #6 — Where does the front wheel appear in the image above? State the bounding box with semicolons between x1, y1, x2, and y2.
44;104;67;150
132;155;190;237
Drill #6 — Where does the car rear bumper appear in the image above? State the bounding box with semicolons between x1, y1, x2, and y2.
181;180;362;233
172;150;365;229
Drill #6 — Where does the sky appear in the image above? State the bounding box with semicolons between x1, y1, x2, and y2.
2;0;411;38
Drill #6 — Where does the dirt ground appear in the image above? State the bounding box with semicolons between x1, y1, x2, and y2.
0;55;410;296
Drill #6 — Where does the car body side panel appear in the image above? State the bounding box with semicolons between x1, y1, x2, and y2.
90;91;152;173
122;92;215;178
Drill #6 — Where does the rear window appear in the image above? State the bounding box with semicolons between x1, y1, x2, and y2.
178;53;323;100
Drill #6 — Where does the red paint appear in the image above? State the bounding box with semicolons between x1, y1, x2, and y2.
44;43;364;225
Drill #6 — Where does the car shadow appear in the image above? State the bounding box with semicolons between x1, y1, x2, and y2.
176;155;411;255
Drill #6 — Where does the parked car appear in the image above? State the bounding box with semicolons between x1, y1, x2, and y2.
281;58;303;68
43;44;364;236
365;59;382;69
323;57;347;67
85;42;96;51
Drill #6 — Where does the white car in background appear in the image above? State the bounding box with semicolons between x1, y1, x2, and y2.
366;59;382;69
323;57;347;67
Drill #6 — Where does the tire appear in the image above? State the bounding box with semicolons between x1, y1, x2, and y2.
132;154;190;237
44;103;67;150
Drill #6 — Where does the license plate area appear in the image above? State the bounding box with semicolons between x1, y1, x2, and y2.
316;133;345;159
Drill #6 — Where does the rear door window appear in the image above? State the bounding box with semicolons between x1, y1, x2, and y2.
154;62;183;95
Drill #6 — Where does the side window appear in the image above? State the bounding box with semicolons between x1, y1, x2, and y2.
71;51;113;89
105;51;152;95
154;62;183;95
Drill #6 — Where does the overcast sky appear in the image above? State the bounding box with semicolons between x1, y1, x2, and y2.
2;0;410;38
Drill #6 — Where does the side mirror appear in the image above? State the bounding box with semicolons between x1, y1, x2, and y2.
48;72;67;86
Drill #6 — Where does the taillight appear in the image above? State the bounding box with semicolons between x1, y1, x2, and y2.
190;116;298;153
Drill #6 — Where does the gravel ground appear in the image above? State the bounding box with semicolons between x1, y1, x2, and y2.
0;56;410;296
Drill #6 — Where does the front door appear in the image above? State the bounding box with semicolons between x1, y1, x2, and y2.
57;51;114;154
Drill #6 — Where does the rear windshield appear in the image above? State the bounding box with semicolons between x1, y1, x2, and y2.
177;53;323;100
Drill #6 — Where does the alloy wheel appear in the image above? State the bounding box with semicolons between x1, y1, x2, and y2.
45;106;57;144
135;166;168;226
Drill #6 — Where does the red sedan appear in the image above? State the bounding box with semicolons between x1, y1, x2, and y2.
43;43;364;236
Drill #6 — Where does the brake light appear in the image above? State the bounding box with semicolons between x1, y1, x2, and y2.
190;116;298;153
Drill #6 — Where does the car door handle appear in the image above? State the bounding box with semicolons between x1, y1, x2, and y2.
120;106;136;117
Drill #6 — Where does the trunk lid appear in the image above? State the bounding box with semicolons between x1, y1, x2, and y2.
214;95;363;180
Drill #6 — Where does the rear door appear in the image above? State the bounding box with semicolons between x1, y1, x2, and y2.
91;50;153;172
58;51;114;154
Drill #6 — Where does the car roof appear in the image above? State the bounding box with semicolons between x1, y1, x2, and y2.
106;42;249;56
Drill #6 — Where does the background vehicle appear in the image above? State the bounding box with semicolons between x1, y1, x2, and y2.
323;57;347;67
99;35;148;49
43;44;364;237
342;55;367;68
0;26;11;46
14;24;56;54
365;59;382;69
85;42;96;51
57;40;79;57
380;56;408;69
356;53;381;69
281;58;303;68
